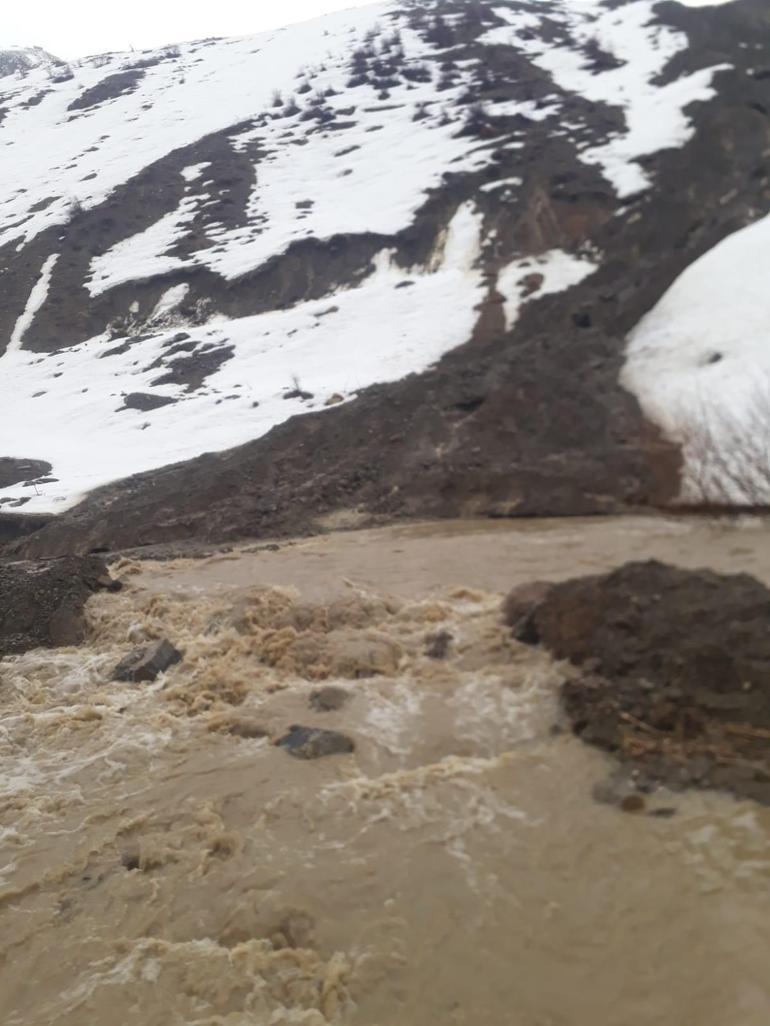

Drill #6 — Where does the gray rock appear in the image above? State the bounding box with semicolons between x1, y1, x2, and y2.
276;724;355;759
113;639;182;683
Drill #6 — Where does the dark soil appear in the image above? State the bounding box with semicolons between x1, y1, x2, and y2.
513;561;770;805
67;69;146;112
0;555;118;655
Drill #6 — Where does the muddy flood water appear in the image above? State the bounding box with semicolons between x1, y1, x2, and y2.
2;515;770;1025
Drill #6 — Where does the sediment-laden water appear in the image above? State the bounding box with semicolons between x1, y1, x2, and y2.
1;517;769;1025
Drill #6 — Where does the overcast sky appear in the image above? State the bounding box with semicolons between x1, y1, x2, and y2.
0;0;379;59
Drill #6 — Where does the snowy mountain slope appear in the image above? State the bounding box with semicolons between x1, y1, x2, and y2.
0;47;65;80
2;0;769;552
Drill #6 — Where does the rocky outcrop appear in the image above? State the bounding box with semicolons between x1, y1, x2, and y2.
0;47;64;79
513;561;770;804
0;555;117;655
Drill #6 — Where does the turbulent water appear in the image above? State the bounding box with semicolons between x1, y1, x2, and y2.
1;517;770;1025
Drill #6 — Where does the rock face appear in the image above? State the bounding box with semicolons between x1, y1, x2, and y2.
112;639;182;682
2;0;769;554
0;555;115;654
515;561;770;804
276;725;356;759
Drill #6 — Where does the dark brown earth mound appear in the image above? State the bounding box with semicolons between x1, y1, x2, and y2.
0;555;118;655
508;561;770;804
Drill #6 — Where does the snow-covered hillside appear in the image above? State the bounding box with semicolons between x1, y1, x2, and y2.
0;0;766;536
0;47;64;80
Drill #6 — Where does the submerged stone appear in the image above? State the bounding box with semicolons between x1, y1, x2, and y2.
276;724;355;759
308;686;351;712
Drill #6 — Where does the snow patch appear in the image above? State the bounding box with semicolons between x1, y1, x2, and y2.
497;249;598;329
151;284;191;321
180;163;212;182
622;212;770;503
88;201;199;295
8;254;60;353
480;177;523;193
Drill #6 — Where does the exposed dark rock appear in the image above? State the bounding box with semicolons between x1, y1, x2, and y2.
0;458;52;489
276;724;355;759
150;345;234;392
424;629;453;659
121;392;177;412
68;69;146;112
520;561;770;804
0;555;114;655
308;685;351;712
112;638;182;682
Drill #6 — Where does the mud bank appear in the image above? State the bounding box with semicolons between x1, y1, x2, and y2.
1;517;769;1025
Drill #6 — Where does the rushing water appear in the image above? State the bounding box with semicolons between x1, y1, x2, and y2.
1;516;770;1025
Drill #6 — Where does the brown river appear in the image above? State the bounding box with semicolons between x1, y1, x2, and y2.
1;515;769;1025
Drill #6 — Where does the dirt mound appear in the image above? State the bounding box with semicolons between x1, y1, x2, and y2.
0;555;116;654
514;561;770;804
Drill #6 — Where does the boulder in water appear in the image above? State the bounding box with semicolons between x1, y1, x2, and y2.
277;724;355;759
308;686;351;712
113;638;182;683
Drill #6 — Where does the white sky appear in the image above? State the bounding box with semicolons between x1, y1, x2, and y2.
0;0;379;60
0;0;736;63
